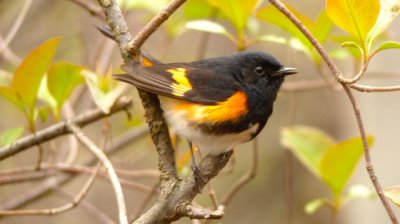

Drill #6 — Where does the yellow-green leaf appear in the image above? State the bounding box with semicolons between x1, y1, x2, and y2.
208;0;259;33
47;62;84;116
326;0;380;48
385;186;400;207
367;0;400;50
0;87;23;110
372;41;400;55
12;37;61;111
314;11;334;43
257;5;331;62
281;126;335;177
0;127;24;146
257;4;312;49
82;69;124;113
320;136;374;196
184;0;215;19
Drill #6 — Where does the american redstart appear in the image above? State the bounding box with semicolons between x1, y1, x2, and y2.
114;51;297;156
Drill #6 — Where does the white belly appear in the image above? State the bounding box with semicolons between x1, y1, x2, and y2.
160;97;259;155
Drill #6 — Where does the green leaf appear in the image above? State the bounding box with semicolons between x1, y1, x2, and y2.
257;4;312;49
207;0;259;34
367;0;400;50
257;5;328;62
341;41;364;56
0;127;24;146
314;11;334;43
38;76;57;114
82;69;124;113
47;62;84;116
184;0;215;19
342;41;362;49
185;20;236;41
0;87;24;110
326;0;380;51
372;41;400;55
37;107;50;123
305;198;330;214
384;186;400;207
12;37;61;113
320;136;374;196
281;126;335;177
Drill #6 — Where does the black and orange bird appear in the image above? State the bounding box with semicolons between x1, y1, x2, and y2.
114;51;297;156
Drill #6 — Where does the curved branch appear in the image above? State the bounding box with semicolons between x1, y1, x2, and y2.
350;83;400;92
67;124;128;224
268;1;398;223
0;0;34;54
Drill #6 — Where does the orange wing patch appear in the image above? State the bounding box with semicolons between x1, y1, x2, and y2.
168;68;192;97
140;54;155;67
176;91;248;123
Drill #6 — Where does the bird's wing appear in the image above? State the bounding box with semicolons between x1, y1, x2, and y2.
114;59;241;105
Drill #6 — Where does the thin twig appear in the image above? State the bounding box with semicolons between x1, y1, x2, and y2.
177;204;224;220
69;0;106;20
207;182;219;209
0;163;101;216
0;35;21;65
220;139;258;205
0;125;148;212
130;181;161;221
126;0;188;58
0;0;34;54
268;0;398;223
0;98;132;161
350;83;400;92
56;188;116;224
0;164;157;192
67;123;128;224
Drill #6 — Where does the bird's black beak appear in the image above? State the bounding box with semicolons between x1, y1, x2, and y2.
273;67;298;77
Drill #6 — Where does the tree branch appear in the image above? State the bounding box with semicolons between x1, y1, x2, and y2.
177;204;224;220
0;98;132;161
268;1;398;223
0;164;101;216
0;125;148;212
67;123;128;224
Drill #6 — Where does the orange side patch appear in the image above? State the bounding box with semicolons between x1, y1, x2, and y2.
175;91;248;123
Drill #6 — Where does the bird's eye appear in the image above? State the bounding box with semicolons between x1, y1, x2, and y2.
254;66;264;75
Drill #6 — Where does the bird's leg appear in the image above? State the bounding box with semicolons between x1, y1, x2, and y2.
188;141;206;193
